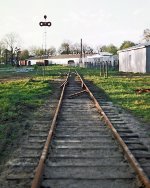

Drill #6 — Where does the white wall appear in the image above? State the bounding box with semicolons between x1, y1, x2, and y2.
49;58;80;66
86;56;115;67
28;58;80;66
119;48;146;73
28;59;38;65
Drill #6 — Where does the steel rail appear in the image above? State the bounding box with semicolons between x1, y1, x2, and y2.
75;70;150;188
31;70;70;188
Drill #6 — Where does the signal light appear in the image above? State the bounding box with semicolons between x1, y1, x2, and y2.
39;22;51;27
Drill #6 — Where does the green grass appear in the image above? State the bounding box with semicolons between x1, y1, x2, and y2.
0;77;52;157
0;65;70;151
0;64;69;79
0;79;52;121
77;67;150;123
0;65;70;121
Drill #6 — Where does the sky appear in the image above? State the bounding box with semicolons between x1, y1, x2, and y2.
0;0;150;50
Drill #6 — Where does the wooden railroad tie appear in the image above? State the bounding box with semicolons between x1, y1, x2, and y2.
68;89;87;98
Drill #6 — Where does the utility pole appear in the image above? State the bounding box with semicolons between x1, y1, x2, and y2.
80;38;83;65
39;15;52;78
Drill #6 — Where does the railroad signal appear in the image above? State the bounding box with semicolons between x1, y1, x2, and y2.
39;15;52;80
39;15;52;27
39;21;51;27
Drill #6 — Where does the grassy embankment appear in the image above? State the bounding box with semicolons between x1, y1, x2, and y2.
0;65;69;157
77;67;150;123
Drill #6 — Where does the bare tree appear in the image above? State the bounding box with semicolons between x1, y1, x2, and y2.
143;29;150;42
58;41;71;54
29;46;44;57
0;41;5;64
83;44;94;54
2;32;21;65
70;43;81;54
47;46;56;56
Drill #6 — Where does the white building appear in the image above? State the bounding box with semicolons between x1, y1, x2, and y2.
19;53;118;68
118;43;150;73
85;52;118;67
20;54;94;67
86;52;114;62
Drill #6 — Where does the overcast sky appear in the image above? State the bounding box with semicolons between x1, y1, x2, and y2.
0;0;150;50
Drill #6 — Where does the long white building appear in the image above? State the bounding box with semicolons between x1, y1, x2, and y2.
19;53;118;68
20;54;92;67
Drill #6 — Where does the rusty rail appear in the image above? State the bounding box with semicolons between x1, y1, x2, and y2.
31;71;70;188
75;70;150;188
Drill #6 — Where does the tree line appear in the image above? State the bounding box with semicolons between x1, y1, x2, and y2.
0;28;150;66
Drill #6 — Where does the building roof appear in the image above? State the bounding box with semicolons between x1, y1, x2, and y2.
99;52;113;56
87;52;113;59
118;42;150;53
28;53;94;60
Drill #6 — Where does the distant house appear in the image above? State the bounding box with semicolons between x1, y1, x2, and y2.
118;43;150;73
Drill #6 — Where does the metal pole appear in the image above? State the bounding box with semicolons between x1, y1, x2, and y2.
105;61;108;78
43;15;47;78
80;38;82;65
39;15;52;79
100;61;102;77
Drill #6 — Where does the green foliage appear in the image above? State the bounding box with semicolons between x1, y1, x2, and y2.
119;41;135;50
101;44;118;55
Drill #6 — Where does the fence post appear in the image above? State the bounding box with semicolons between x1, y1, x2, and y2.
105;61;108;78
103;61;105;78
100;61;102;76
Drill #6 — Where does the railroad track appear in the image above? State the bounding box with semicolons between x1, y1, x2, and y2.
31;71;149;188
0;71;150;188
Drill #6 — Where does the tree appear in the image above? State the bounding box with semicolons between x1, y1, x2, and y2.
36;48;44;56
143;28;150;42
29;46;44;57
47;46;56;56
20;50;29;60
58;42;71;54
98;45;107;52
101;44;118;55
2;32;21;65
70;43;81;54
119;41;135;50
83;44;94;54
0;41;5;64
107;44;118;54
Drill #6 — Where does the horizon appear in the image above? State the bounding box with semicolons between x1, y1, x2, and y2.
0;0;150;50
